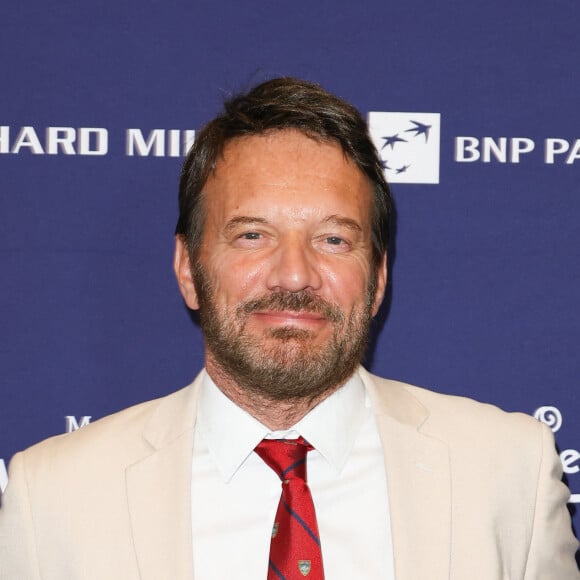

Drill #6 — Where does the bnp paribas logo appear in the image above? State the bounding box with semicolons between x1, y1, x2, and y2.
368;112;441;184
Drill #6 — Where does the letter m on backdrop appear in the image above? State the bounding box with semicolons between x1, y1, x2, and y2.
65;415;92;433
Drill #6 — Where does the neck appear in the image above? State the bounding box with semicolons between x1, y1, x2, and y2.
205;357;341;430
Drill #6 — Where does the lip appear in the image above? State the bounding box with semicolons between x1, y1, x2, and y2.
251;310;326;325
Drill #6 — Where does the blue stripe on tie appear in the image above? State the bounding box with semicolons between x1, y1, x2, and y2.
282;499;320;546
269;559;287;579
281;457;306;479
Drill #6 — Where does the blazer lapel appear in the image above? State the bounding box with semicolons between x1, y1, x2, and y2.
126;375;202;580
361;370;451;580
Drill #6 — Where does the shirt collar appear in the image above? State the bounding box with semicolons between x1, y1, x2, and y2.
197;369;368;482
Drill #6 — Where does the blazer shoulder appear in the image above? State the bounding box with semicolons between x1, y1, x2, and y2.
15;378;200;472
362;370;548;450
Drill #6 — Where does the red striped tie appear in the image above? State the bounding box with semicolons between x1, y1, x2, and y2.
255;437;324;579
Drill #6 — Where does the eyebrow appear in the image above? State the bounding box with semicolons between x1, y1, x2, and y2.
223;214;363;233
224;216;269;234
322;215;363;232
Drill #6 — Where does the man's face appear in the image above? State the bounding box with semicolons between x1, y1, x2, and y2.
175;130;386;401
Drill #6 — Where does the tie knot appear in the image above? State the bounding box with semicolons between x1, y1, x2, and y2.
255;437;312;482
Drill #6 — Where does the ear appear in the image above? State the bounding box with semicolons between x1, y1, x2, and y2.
371;253;388;317
173;235;200;310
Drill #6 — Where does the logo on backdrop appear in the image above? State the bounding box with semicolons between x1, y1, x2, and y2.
0;126;195;157
368;112;441;184
65;415;92;432
534;405;580;503
455;137;580;165
3;123;580;168
0;459;7;494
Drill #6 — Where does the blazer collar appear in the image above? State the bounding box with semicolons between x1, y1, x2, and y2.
126;374;203;580
360;368;452;580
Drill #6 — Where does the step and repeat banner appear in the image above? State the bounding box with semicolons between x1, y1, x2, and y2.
1;0;579;536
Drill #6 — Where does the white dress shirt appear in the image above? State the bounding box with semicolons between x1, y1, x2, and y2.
191;369;395;579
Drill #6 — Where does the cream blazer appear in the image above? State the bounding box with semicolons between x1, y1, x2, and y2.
1;368;578;579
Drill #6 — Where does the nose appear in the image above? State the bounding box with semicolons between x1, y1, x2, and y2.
266;234;323;293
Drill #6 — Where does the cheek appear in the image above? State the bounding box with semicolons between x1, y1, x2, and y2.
321;261;372;307
205;254;270;303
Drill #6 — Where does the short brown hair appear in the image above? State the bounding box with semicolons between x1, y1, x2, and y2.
176;77;392;266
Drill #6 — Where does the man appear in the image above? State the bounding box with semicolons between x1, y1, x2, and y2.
0;78;578;579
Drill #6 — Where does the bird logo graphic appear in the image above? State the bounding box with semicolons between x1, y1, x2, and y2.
368;112;441;184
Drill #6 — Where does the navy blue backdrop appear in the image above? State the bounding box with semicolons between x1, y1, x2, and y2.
1;0;579;536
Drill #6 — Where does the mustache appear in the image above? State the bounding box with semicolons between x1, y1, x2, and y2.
239;291;344;323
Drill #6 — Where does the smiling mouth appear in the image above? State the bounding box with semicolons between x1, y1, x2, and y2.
252;310;327;324
240;291;343;324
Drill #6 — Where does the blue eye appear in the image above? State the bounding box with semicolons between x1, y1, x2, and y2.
241;232;262;240
326;236;344;245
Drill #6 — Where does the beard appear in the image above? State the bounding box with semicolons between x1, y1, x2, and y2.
192;262;376;403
